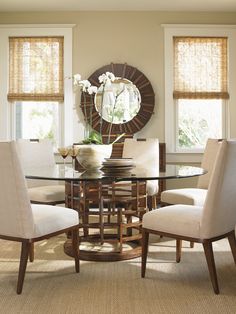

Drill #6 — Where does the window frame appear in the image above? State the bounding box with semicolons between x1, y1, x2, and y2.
175;98;226;153
163;25;236;155
0;24;74;146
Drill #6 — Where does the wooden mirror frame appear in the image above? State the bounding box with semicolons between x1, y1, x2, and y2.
81;63;155;136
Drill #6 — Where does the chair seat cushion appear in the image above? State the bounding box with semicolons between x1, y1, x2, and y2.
143;205;203;238
161;188;207;206
28;185;65;203
32;204;79;238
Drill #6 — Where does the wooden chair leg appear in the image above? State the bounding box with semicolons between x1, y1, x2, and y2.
29;243;34;262
72;228;80;273
99;196;104;245
152;195;157;210
141;229;149;278
203;241;219;294
147;196;152;211
17;240;30;294
227;231;236;264
190;242;194;248
176;239;182;263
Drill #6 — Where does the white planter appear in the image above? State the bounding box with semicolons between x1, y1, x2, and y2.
75;144;112;170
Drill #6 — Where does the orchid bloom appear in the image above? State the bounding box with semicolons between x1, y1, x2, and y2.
73;73;82;86
71;70;123;144
87;86;98;95
98;71;116;86
79;80;91;92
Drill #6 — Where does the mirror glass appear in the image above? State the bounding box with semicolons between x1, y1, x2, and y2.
94;78;141;124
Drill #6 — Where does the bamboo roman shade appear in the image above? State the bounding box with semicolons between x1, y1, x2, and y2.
173;37;229;99
8;37;64;102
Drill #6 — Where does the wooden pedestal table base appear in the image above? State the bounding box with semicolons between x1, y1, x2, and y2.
64;180;147;261
64;235;142;262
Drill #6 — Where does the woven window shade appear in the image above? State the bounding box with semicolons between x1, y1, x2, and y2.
173;37;229;99
8;36;64;102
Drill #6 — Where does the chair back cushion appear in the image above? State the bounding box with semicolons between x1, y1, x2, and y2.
122;138;159;171
16;139;56;188
122;138;159;195
201;140;236;238
197;139;221;189
0;142;34;238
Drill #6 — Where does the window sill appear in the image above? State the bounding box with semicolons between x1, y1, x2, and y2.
166;152;202;164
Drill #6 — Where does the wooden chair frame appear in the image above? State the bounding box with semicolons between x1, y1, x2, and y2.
141;228;236;294
0;225;80;294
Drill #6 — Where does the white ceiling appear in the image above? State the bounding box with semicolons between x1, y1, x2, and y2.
0;0;236;12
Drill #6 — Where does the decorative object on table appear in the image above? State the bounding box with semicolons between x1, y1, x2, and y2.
58;147;69;167
73;71;125;145
101;158;135;175
74;143;112;170
73;71;128;169
73;133;125;170
68;146;80;170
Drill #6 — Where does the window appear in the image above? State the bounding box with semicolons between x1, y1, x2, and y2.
177;99;223;149
174;36;228;150
0;25;73;146
15;101;60;145
8;36;63;146
163;25;236;157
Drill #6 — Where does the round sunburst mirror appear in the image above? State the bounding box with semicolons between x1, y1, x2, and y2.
81;63;155;135
94;77;141;124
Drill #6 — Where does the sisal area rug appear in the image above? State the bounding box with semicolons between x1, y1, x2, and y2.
0;235;235;314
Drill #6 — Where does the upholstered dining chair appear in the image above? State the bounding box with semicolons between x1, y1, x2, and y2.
16;139;65;205
0;142;80;294
161;138;221;248
141;140;236;294
161;138;221;207
122;138;159;210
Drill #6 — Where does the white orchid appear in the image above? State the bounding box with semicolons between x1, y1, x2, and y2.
73;73;82;85
87;86;98;95
79;79;91;92
71;70;125;144
98;71;116;85
106;72;116;81
98;73;107;84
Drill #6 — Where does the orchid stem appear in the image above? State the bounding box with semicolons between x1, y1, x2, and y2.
107;88;125;144
99;84;105;144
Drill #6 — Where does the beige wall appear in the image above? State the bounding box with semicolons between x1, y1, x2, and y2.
1;11;236;188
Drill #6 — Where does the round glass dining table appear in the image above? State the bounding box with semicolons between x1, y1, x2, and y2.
24;164;206;262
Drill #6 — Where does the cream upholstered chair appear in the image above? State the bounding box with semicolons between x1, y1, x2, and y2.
141;140;236;294
0;142;79;294
16;139;65;205
161;138;221;207
122;138;159;209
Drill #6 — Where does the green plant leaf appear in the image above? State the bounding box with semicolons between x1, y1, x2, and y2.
82;129;103;144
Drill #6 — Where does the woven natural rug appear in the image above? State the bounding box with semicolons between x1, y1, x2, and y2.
0;235;235;314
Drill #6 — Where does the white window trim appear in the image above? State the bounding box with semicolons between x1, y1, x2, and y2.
0;24;75;146
163;24;236;156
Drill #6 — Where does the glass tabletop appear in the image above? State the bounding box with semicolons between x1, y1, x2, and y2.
24;164;206;182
